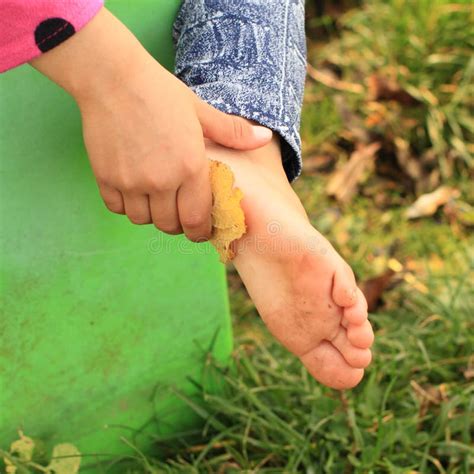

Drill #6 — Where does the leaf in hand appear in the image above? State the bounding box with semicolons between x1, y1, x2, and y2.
209;160;246;263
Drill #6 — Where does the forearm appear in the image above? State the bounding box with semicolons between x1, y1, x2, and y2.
173;0;307;182
0;0;103;73
30;8;159;104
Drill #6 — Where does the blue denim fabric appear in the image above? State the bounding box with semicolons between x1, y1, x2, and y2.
173;0;307;181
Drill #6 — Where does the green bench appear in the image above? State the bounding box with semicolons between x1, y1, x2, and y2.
0;1;232;469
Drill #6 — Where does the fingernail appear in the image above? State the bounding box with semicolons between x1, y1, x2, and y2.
252;126;273;141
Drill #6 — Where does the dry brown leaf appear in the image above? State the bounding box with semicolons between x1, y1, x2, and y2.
464;368;474;379
411;381;448;426
394;137;424;181
327;142;381;203
302;154;336;174
367;73;421;106
209;160;246;263
444;200;474;227
406;186;460;219
307;63;364;94
360;269;398;312
333;95;371;143
463;356;474;380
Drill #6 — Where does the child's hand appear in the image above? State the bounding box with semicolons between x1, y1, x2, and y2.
78;61;271;241
31;8;272;241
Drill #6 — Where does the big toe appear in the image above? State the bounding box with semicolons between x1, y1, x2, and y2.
332;263;358;308
300;341;365;390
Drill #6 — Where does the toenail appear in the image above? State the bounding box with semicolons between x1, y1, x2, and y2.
347;288;357;301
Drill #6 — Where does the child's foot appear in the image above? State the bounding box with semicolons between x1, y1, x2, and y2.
206;137;374;389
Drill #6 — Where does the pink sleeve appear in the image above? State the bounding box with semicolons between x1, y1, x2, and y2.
0;0;104;73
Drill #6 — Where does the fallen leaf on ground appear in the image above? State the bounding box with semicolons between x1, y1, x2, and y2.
333;95;371;143
360;269;398;312
394;137;424;181
327;142;381;203
3;431;35;474
302;154;336;174
411;381;448;425
444;200;474;227
47;443;81;474
403;272;429;294
463;368;474;379
464;356;474;380
406;186;460;219
209;160;246;263
367;73;421;106
307;62;364;94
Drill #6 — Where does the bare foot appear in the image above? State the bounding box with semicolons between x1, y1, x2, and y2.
206;137;374;390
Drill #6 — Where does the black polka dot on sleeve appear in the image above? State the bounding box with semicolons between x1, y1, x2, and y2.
35;18;76;53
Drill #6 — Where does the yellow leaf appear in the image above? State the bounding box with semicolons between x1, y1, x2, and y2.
406;186;460;219
209;160;246;263
3;431;35;473
47;443;81;474
9;431;35;462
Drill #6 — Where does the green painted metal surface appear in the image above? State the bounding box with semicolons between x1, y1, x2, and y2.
0;0;232;469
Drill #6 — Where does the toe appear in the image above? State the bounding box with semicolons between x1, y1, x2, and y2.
332;328;372;368
300;341;365;390
332;263;358;308
343;288;368;325
347;320;375;349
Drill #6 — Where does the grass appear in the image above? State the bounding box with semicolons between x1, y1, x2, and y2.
303;0;473;175
126;173;473;473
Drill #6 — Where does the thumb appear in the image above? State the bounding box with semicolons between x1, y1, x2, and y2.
196;100;273;150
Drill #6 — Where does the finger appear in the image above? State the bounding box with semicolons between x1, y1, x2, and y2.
98;183;125;215
150;192;182;235
177;164;212;242
123;193;152;225
196;99;272;150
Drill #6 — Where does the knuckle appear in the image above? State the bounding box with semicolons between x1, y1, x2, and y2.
115;170;142;193
95;174;110;187
181;158;202;178
119;178;138;193
149;175;178;193
182;213;206;229
232;117;244;142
